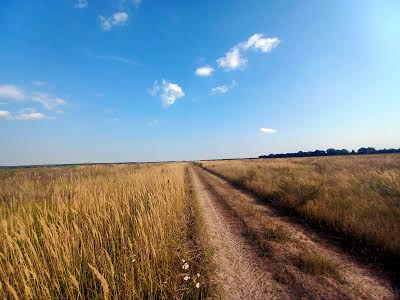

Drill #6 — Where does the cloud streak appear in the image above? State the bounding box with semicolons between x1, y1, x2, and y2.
259;128;277;134
0;84;67;112
0;109;49;121
31;92;67;111
95;55;142;66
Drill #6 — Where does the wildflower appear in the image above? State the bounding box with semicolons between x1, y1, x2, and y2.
183;275;190;281
196;282;200;288
196;273;200;278
182;259;185;263
182;262;189;270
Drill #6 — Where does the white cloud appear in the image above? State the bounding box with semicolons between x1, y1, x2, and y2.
75;0;88;8
217;47;247;71
0;109;49;121
15;112;47;121
217;33;280;71
259;128;277;134
195;66;214;77
150;80;185;107
31;92;67;110
0;110;11;119
0;85;25;100
99;12;128;31
210;81;237;95
242;34;280;53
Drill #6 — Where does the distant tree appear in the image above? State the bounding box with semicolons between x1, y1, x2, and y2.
258;146;399;159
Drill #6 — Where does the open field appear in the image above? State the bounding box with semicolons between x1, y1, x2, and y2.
198;154;400;261
0;163;211;299
0;157;398;299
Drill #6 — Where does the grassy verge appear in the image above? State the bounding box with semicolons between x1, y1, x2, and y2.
0;163;203;299
197;155;400;266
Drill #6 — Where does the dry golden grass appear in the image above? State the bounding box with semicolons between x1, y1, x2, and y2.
199;154;400;259
0;163;207;299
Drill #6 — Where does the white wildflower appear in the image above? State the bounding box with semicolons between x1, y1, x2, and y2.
197;273;200;278
183;275;190;281
196;282;200;288
182;262;189;270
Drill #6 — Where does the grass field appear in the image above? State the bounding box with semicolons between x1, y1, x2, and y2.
199;154;400;259
0;163;210;299
0;156;398;299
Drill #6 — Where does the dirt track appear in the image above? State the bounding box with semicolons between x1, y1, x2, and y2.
190;165;397;299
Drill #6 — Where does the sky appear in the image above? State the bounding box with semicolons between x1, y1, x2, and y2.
0;0;399;165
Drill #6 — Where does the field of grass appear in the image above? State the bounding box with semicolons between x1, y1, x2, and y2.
0;163;209;299
199;154;400;260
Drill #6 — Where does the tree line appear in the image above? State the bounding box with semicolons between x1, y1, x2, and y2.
259;147;400;159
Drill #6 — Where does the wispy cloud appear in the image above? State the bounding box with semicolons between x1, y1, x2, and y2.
95;55;141;66
0;83;67;112
31;92;67;111
150;80;185;107
15;112;47;121
0;85;25;100
259;128;277;134
105;117;120;121
132;0;142;7
210;80;237;95
0;110;11;119
217;33;280;71
147;119;159;126
99;12;129;31
0;109;49;121
195;66;214;77
31;81;47;87
75;0;88;8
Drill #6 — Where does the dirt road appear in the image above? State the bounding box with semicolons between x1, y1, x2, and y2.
190;165;397;299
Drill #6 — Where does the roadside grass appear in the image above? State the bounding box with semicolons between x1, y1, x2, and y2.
0;163;207;299
198;155;400;261
296;250;341;280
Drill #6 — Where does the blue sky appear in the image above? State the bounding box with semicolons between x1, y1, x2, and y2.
1;0;399;165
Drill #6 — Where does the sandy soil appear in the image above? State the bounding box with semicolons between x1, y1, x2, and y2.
190;165;398;299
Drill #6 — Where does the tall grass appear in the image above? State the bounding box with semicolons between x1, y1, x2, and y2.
199;155;400;259
0;163;204;299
